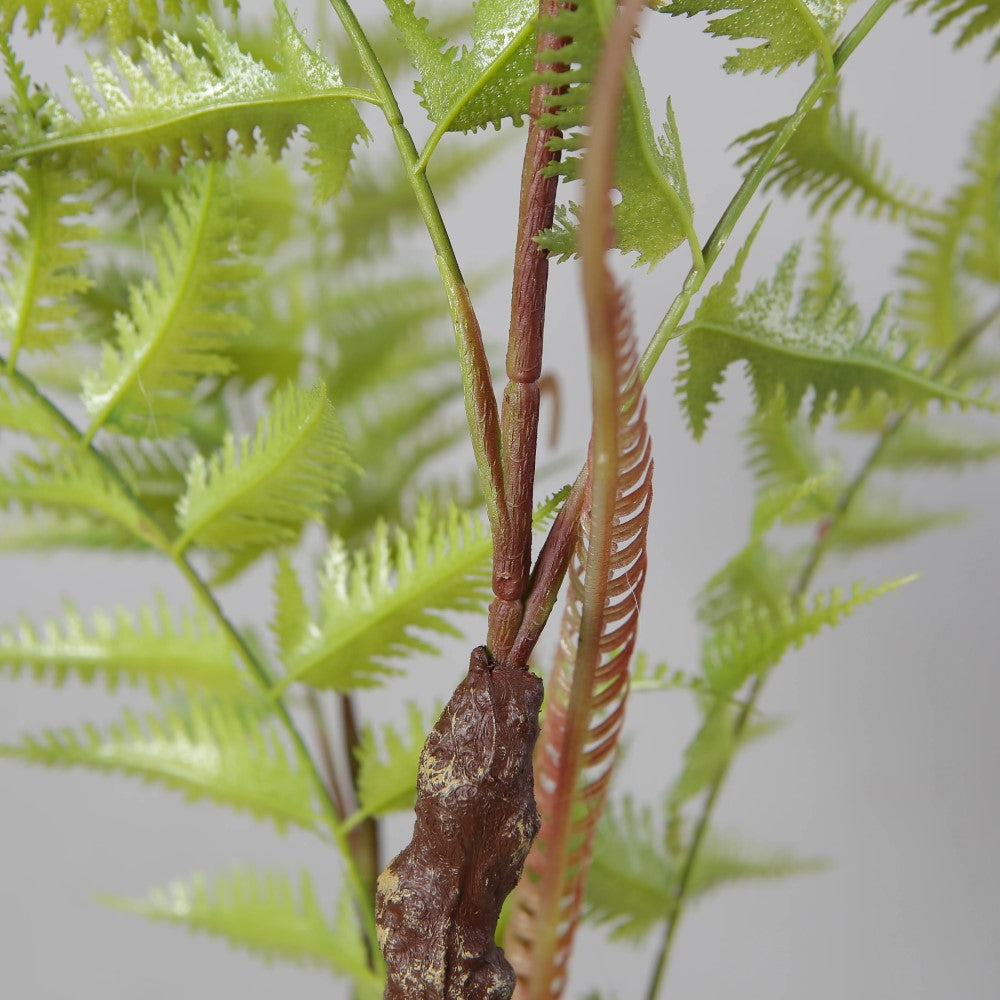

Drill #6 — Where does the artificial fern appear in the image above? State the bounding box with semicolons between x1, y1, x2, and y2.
0;596;245;694
1;3;367;201
909;0;1000;55
104;867;381;995
1;696;324;832
174;381;350;555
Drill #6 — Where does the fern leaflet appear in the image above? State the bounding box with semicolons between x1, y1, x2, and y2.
383;0;536;133
0;696;324;832
735;93;925;219
174;382;351;554
537;0;697;266
657;0;847;74
878;418;1000;468
0;596;246;694
103;868;381;995
3;3;367;201
908;0;1000;56
82;165;255;438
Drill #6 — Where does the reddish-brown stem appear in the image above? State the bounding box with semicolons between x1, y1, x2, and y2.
340;693;380;905
487;0;569;667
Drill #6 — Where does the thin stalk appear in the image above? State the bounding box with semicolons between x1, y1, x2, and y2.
0;358;383;971
306;691;350;820
326;0;507;543
340;692;381;903
638;0;897;384
642;299;1000;1000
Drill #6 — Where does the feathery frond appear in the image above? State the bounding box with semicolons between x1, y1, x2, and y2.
82;165;255;438
908;0;1000;57
735;94;925;219
103;868;381;995
829;495;963;549
0;0;228;43
537;1;697;266
877;418;1000;468
701;579;915;695
0;378;72;440
678;224;984;440
4;4;367;201
383;0;536;133
0;596;245;694
507;287;653;999
355;701;435;817
174;382;351;554
272;501;494;693
0;164;94;360
657;0;847;74
0;697;324;832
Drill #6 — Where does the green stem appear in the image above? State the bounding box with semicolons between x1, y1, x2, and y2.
326;0;507;541
0;358;383;972
642;297;999;1000
637;0;897;385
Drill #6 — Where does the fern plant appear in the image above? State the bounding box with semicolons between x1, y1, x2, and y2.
1;1;998;998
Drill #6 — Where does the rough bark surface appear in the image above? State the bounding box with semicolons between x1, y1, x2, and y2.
376;646;543;999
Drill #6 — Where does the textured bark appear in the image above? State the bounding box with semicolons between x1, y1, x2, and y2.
376;647;543;999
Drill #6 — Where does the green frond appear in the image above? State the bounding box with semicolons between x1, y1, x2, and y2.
103;868;380;994
689;831;827;896
174;382;351;555
899;95;1000;348
0;378;72;440
735;94;925;219
908;0;1000;57
677;225;984;440
538;0;697;267
272;500;493;693
0;447;152;543
878;418;1000;468
0;164;95;361
702;578;915;695
657;0;847;74
383;0;535;133
0;512;136;551
0;696;324;832
0;0;229;42
669;699;737;807
630;654;695;694
81;165;255;438
0;596;246;694
585;797;674;942
355;702;434;817
829;495;964;549
103;436;193;534
5;3;368;201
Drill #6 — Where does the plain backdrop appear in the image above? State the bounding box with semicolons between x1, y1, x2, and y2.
2;2;999;998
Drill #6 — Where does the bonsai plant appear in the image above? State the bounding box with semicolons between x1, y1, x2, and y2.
1;0;998;996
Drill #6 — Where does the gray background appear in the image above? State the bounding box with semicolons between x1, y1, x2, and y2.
2;2;999;998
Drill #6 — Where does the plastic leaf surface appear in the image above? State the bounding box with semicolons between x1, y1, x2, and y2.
103;869;381;995
658;0;848;74
81;165;255;437
538;0;697;266
174;382;350;554
383;0;536;132
0;697;324;832
0;597;245;694
4;3;367;201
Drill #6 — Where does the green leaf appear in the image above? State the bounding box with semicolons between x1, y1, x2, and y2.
908;0;1000;57
82;165;255;438
0;0;230;42
0;596;246;694
735;93;925;219
273;500;493;693
829;495;964;550
677;225;984;439
0;377;72;440
5;3;367;200
877;418;1000;468
669;698;736;806
355;702;434;817
383;0;536;133
702;578;915;695
658;0;847;74
0;165;94;359
174;382;351;555
103;868;381;994
0;697;324;832
689;832;827;896
538;0;697;266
